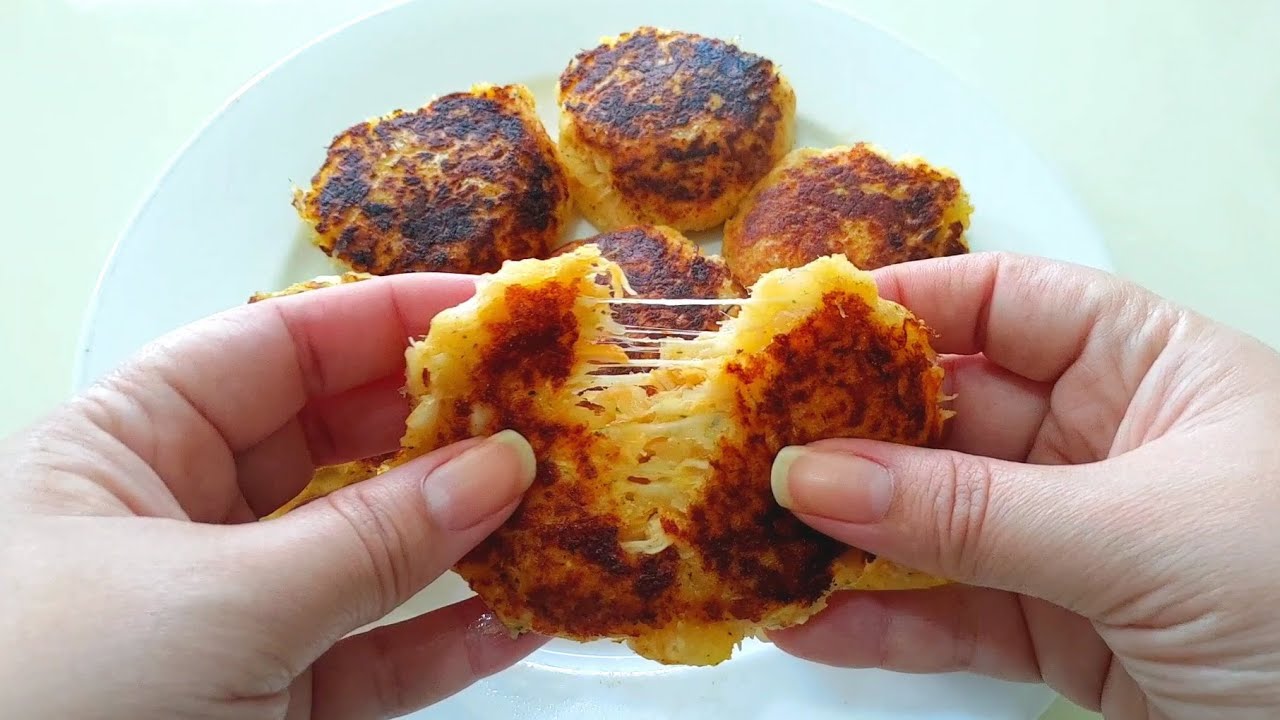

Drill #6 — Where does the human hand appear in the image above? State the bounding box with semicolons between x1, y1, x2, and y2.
768;253;1280;718
0;274;544;719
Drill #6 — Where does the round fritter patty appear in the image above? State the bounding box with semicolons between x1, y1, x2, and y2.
557;27;796;232
294;83;571;275
723;143;973;286
554;225;741;333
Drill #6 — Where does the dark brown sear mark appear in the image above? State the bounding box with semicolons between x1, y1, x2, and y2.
726;144;970;285
560;27;787;208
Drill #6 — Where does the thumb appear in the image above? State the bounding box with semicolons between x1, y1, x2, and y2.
770;438;1118;607
246;430;536;653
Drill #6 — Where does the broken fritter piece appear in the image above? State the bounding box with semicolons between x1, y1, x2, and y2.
294;83;571;275
723;143;973;286
269;246;950;666
553;224;742;334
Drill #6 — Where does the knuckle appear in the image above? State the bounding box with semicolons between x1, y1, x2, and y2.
322;486;414;617
947;593;982;672
367;628;417;716
297;406;340;465
271;303;330;396
867;605;894;669
928;453;995;579
243;647;300;700
219;691;291;720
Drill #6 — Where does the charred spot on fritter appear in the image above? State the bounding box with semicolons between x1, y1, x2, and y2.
691;440;847;615
724;143;973;286
560;28;782;144
735;292;943;448
478;282;582;390
295;84;570;275
557;28;796;231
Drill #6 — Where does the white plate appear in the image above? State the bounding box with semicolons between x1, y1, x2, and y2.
74;1;1111;717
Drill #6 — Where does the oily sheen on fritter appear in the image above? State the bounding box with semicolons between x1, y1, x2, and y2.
558;27;796;232
724;143;973;286
294;83;570;275
266;246;950;666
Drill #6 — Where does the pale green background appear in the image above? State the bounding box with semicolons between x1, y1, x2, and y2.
3;1;1279;717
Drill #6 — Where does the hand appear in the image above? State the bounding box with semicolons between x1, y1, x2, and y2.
768;252;1280;718
0;274;544;720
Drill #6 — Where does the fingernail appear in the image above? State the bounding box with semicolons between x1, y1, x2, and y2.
771;446;893;523
423;430;537;530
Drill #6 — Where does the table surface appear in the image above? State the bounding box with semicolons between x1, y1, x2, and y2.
3;1;1278;718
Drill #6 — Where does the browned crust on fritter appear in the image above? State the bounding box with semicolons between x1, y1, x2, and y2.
724;144;972;286
555;225;742;332
295;84;570;275
452;283;945;641
559;27;794;228
688;296;945;610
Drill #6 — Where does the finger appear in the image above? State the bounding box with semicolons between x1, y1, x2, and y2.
770;438;1155;610
234;375;411;518
770;586;1040;681
873;252;1160;383
769;587;1111;711
231;420;313;521
1018;595;1113;709
244;431;536;657
112;272;476;454
939;354;1051;461
89;273;474;518
299;374;413;466
308;597;546;720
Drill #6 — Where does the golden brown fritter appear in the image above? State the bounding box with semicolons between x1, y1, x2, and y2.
269;246;949;666
294;83;571;275
554;224;741;333
723;143;973;287
558;27;796;232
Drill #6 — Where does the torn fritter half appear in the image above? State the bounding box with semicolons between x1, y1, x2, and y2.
723;143;973;286
294;83;571;275
266;245;951;666
557;27;796;232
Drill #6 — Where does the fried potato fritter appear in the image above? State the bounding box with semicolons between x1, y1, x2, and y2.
268;246;950;666
294;83;571;275
554;224;741;333
724;143;973;286
558;27;796;231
